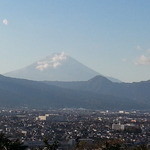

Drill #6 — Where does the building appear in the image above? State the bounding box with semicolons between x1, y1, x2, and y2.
112;123;125;131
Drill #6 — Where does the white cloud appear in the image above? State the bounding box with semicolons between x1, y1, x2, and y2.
2;19;8;25
136;45;143;51
135;45;150;53
36;63;49;71
122;58;127;62
36;52;67;71
53;62;61;68
135;55;150;65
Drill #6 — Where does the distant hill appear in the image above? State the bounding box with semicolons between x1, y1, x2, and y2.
43;75;150;109
4;52;120;82
0;75;149;110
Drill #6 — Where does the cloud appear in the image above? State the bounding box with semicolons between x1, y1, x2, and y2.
133;45;150;65
2;19;8;25
51;52;66;62
122;58;127;62
136;45;143;51
136;45;150;53
36;62;49;71
36;52;67;71
135;55;150;65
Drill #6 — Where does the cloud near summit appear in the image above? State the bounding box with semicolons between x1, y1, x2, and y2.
36;52;67;71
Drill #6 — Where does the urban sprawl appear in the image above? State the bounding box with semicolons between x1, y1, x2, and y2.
0;109;150;149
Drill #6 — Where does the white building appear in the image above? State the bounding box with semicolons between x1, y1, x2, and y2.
36;115;47;121
112;123;125;131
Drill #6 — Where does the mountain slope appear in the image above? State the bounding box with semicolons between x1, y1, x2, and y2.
43;75;150;107
4;53;99;81
4;52;120;82
0;75;146;109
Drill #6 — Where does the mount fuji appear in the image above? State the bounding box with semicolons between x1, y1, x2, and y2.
4;52;120;82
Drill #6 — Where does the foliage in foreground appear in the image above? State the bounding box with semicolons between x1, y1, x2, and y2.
0;133;27;150
0;133;149;150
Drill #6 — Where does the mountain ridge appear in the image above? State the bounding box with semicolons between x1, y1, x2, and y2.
0;74;149;109
43;75;150;105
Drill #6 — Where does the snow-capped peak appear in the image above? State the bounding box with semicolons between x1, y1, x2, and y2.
36;52;67;71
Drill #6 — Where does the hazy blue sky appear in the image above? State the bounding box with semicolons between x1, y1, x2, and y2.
0;0;150;82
